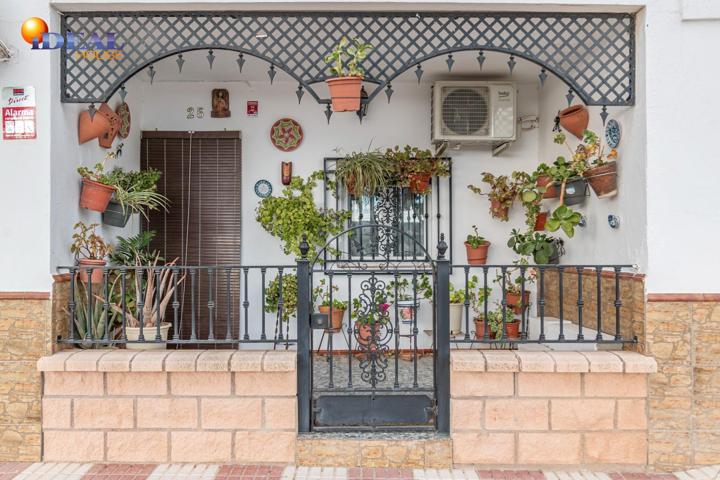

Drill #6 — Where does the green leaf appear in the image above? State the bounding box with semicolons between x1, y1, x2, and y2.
546;218;560;232
561;222;575;238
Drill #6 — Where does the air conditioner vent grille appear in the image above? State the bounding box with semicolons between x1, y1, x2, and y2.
440;86;490;137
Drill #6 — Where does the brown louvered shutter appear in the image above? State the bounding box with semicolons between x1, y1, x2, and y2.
141;131;241;344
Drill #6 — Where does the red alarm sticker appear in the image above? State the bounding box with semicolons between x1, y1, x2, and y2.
2;86;37;140
247;100;258;117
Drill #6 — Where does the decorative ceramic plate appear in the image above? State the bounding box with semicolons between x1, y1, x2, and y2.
254;179;273;198
604;119;621;148
116;102;131;139
270;118;303;152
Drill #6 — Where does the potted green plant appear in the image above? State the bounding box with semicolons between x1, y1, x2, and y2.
77;144;123;212
386;145;449;195
535;163;558;199
546;204;583;238
578;130;618;198
487;307;520;340
495;267;533;316
70;222;112;283
351;292;390;347
335;149;392;197
448;276;490;335
513;171;547;231
324;37;372;112
102;167;170;228
313;278;348;332
507;229;564;265
68;281;119;348
256;171;350;259
464;225;491;265
383;275;434;325
468;172;521;221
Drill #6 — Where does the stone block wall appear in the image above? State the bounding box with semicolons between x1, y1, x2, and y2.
37;350;297;464
0;293;52;461
450;350;656;469
542;269;645;349
645;296;720;471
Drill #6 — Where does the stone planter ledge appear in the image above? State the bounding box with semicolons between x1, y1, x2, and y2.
450;350;656;374
37;349;295;373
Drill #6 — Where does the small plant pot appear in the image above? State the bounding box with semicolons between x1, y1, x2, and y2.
125;322;172;350
537;175;559;199
474;317;486;340
584;161;618;198
408;172;432;194
79;178;116;212
465;241;491;265
326;76;363;112
559;105;589;139
102;200;132;228
490;199;510;221
534;212;549;231
77;259;106;284
563;178;588;206
505;291;530;315
319;306;345;332
504;321;521;339
449;303;464;335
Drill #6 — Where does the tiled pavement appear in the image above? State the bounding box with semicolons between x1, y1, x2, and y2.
0;464;715;480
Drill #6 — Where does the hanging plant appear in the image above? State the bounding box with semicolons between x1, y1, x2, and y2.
385;145;450;195
335;149;392;197
546;204;583;238
512;171;546;231
324;37;372;112
468;172;521;222
256;171;351;259
507;229;563;265
77;143;123;213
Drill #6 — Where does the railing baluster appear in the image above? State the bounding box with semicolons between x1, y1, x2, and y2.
558;266;565;341
412;271;418;389
86;268;93;341
120;268;127;342
190;268;197;341
172;268;179;342
393;271;400;389
155;269;162;341
242;267;249;340
103;268;110;343
347;272;353;389
614;266;623;341
576;267;584;341
137;268;145;342
500;266;507;340
208;268;215;341
538;267;546;342
68;268;76;341
596;267;603;341
520;266;527;340
463;266;470;340
260;268;267;340
327;272;334;389
482;267;489;340
226;268;232;341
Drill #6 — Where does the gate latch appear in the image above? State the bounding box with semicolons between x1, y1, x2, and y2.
311;312;330;330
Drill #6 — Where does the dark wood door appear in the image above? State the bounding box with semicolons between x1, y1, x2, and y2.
142;131;241;343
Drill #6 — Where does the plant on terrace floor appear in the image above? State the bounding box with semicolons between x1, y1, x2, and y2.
256;171;351;259
109;231;162;266
69;281;120;348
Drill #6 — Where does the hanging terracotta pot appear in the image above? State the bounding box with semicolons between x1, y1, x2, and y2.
534;211;549;231
490;199;510;221
78;110;110;145
408;172;432;194
537;175;559;199
79;178;116;212
319;306;345;332
96;103;121;149
326;76;363;112
584;161;618;198
465;241;491;265
559;105;589;139
77;258;106;284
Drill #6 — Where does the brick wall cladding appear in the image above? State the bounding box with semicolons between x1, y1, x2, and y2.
542;269;646;350
37;350;297;464
450;350;656;469
645;300;720;471
0;297;51;461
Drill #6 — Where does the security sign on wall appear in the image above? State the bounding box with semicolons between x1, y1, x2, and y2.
2;86;36;140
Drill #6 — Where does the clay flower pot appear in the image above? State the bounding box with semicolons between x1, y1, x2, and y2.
408;172;432;194
464;241;491;265
534;211;548;231
505;291;530;315
490;199;510;221
475;317;519;340
77;258;106;284
559;105;589;139
584;161;618;198
79;178;116;212
537;175;559;199
326;76;363;112
78;110;110;145
97;103;121;149
319;306;345;332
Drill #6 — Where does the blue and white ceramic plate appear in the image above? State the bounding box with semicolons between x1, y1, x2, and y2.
605;119;621;148
254;179;273;198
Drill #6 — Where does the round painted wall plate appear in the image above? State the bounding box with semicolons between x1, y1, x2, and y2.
270;118;303;152
254;179;273;198
604;119;621;148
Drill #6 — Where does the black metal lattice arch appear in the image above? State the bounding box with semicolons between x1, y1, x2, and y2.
60;11;635;107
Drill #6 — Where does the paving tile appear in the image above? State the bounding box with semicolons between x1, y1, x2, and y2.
15;462;94;480
147;464;219;479
216;465;285;479
83;463;157;478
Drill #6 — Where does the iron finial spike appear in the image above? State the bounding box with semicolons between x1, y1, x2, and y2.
324;104;332;124
299;235;309;259
437;233;448;259
176;53;185;73
600;105;609;126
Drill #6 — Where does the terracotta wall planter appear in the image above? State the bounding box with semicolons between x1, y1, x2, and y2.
584;161;618;198
77;259;106;284
326;76;363;112
534;212;548;231
559;105;589;139
319;306;345;332
408;172;432;194
490;199;510;221
465;241;491;265
79;178;116;212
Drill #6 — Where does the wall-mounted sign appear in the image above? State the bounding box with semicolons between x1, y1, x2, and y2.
2;86;36;140
247;100;258;117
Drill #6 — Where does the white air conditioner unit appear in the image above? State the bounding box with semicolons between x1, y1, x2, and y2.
431;81;517;146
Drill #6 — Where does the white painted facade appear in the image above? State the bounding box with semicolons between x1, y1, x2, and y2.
0;0;718;294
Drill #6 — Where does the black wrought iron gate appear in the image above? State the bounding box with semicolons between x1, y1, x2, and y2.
296;225;449;432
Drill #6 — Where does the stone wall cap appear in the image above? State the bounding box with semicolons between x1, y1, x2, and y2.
450;350;656;373
38;349;296;372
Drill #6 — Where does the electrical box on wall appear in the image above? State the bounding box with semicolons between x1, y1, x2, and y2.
431;81;517;148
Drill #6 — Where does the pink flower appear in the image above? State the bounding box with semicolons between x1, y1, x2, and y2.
379;303;390;313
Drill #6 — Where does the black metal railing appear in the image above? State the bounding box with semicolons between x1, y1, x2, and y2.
57;265;298;346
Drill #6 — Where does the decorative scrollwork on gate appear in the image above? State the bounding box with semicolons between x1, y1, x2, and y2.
353;275;393;388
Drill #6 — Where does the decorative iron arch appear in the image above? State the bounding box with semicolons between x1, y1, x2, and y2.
61;10;635;107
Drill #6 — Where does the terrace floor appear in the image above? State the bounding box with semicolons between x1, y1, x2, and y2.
0;463;713;480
